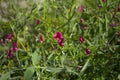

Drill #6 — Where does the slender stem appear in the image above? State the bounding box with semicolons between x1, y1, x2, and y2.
44;0;46;19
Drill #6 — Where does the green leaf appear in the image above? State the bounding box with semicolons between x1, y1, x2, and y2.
46;67;63;74
61;54;66;67
118;74;120;80
47;51;54;62
0;72;11;80
66;66;78;75
24;67;35;80
80;58;90;74
85;0;97;9
32;51;40;65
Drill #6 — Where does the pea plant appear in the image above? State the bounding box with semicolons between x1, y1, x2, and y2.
0;0;120;80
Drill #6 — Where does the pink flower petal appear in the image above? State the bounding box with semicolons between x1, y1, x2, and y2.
78;6;84;13
79;35;85;43
39;34;43;43
54;32;63;39
54;32;64;47
12;42;18;52
117;6;120;11
36;20;41;25
84;48;90;55
102;0;107;3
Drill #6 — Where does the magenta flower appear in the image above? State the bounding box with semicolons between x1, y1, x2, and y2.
58;42;64;47
34;33;44;43
117;6;120;11
54;32;63;40
116;31;120;35
5;34;14;42
102;0;107;3
109;21;118;27
58;38;64;47
98;5;102;9
36;20;41;25
6;42;18;58
81;24;87;29
79;35;85;43
78;5;84;13
54;32;64;47
80;18;85;23
84;48;90;55
12;42;18;52
7;48;13;58
39;34;43;43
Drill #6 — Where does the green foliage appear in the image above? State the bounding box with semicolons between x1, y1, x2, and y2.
0;0;120;80
32;50;40;66
0;72;11;80
24;67;35;80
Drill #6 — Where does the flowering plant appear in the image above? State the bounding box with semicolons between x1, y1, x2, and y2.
0;0;120;80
